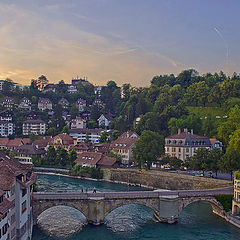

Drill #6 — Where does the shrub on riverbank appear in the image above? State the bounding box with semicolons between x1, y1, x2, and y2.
70;163;103;179
215;195;233;212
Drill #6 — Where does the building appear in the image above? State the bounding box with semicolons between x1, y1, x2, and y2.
14;144;45;164
58;98;69;108
165;129;211;161
1;97;14;109
0;121;14;137
69;128;103;143
76;98;86;112
71;116;86;129
38;98;52;111
0;138;10;149
110;131;139;165
75;152;118;168
72;77;91;86
71;142;92;156
94;86;103;96
48;133;74;151
93;99;104;107
22;120;46;135
6;138;30;151
26;111;38;120
210;138;223;150
18;97;31;110
0;151;37;240
43;84;57;93
0;110;13;121
67;84;78;94
97;113;114;128
32;136;52;151
233;172;240;215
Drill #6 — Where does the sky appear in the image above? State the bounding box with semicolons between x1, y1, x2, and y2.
0;0;239;86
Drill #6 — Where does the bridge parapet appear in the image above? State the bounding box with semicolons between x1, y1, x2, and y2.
33;187;233;226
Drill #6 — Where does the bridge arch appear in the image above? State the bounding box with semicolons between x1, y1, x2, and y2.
103;198;159;219
179;197;225;217
33;199;89;224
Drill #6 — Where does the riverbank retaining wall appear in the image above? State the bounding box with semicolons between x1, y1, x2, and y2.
102;169;232;190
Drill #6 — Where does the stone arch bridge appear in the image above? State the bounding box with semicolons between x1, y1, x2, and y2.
33;187;233;225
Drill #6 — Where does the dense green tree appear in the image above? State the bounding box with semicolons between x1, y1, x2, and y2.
69;149;77;166
99;131;110;143
56;147;69;166
133;130;164;169
46;146;56;165
217;105;240;145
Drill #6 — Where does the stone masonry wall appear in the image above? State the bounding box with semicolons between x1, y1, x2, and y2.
103;169;232;190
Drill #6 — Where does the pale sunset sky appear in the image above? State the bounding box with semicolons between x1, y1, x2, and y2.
0;0;239;86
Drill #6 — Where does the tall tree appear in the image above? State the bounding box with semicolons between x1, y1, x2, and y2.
133;130;164;169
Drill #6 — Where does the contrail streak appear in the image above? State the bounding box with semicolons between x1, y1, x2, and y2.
214;27;229;73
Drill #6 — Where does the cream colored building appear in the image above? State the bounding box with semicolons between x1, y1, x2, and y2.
165;129;211;161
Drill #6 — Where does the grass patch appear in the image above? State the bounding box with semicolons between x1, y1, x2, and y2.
187;107;226;117
215;195;233;212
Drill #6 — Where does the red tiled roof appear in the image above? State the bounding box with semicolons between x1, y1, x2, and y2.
166;132;209;140
0;197;13;219
0;138;9;146
110;137;137;149
6;138;24;148
75;152;103;165
210;138;217;145
97;156;117;167
53;134;73;141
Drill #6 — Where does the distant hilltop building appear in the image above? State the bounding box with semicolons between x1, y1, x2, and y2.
165;129;211;161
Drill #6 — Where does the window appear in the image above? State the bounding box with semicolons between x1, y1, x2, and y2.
186;148;189;153
22;189;27;197
22;200;27;214
178;148;181;152
172;147;176;152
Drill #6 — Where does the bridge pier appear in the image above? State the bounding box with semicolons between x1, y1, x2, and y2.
154;196;179;224
87;198;105;225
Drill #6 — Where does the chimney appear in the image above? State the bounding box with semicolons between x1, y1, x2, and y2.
191;129;194;135
184;128;188;133
126;131;129;138
178;128;181;134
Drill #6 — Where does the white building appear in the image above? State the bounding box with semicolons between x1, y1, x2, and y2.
97;114;113;128
0;121;14;137
69;128;104;143
71;117;86;129
22;120;46;135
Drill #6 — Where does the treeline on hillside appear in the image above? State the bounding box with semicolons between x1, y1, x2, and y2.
3;69;240;172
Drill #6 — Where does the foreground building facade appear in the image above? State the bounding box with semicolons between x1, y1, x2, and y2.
0;152;36;240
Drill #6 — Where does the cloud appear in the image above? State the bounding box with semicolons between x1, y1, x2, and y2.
0;2;184;86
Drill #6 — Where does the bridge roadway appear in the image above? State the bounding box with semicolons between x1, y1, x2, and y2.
33;187;233;225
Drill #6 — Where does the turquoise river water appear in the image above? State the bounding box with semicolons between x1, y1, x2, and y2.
32;174;240;240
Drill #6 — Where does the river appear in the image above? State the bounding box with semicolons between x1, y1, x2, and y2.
32;174;240;240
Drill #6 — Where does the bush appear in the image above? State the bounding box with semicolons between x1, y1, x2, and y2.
215;195;233;212
70;163;103;179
